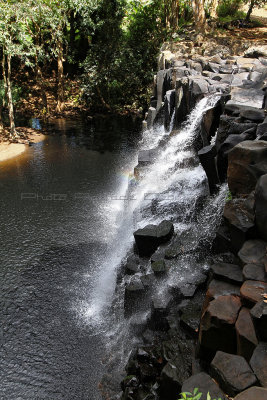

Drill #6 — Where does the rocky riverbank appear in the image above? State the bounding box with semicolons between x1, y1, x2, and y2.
112;44;267;400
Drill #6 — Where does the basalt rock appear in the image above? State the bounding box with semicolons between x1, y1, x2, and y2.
235;307;258;362
134;220;174;257
238;239;267;266
223;199;255;252
243;263;266;281
240;280;267;305
124;278;146;316
255;174;267;241
182;372;227;400
210;351;257;397
204;279;241;307
151;260;167;275
228;141;267;196
198;145;219;194
199;295;242;357
250;342;267;387
211;262;243;285
234;387;267;400
250;300;267;341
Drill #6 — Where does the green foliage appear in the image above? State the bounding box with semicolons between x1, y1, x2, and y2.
0;80;23;106
217;0;243;18
225;190;232;201
178;388;222;400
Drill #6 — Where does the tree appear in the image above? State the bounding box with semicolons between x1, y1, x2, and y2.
245;0;265;21
191;0;206;31
0;0;35;139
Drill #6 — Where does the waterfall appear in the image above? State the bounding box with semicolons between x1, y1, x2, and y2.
77;94;224;331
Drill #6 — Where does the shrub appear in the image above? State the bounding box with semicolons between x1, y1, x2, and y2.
178;388;222;400
217;0;242;17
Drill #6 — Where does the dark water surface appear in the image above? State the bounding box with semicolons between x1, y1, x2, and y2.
0;117;141;400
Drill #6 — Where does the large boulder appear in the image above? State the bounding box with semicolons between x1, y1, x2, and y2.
226;87;264;109
182;372;227;400
235;307;258;361
243;263;266;281
250;300;267;341
211;351;257;397
240;280;267;305
255;174;267;241
234;387;267;400
124;278;146;316
134;220;174;257
199;295;242;356
228;141;267;196
204;279;240;308
250;342;267;387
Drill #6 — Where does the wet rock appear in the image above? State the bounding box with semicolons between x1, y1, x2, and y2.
236;307;258;361
257;116;267;137
250;300;267;341
255;174;267;241
147;107;157;129
234;386;267;400
179;301;202;337
124;278;146;316
140;274;156;289
211;262;243;285
169;282;198;300
138;149;158;166
199;295;242;356
134;220;174;257
125;255;141;275
212;224;232;253
243;263;266;281
198;145;219;194
150;296;171;331
182;372;227;400
210;351;257;397
223;199;255;252
238;239;267;266
151;260;166;275
228;141;267;196
240;280;267;304
250;342;267;387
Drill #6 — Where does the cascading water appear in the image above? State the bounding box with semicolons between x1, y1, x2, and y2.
78;95;227;388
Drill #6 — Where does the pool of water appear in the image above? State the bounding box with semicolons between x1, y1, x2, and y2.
0;116;142;400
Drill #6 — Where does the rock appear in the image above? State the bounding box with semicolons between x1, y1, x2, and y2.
238;239;267;266
228;141;267;196
212;224;232;253
180;301;202;337
199;295;242;355
124;278;146;316
243;264;266;281
255;174;267;241
244;46;267;58
198;145;219;194
223;199;255;252
160;362;184;399
250;342;267;387
191;77;209;96
250;300;267;341
147;107;157;129
182;372;227;400
240;280;267;304
217;127;256;182
138;149;158;166
257;116;267;137
211;262;243;285
210;351;257;397
205;62;220;73
205;279;240;306
125;255;140;275
151;260;166;275
140;273;156;289
150;296;171;331
227;87;264;109
236;307;258;361
234;387;267;400
240;108;265;122
134;220;174;257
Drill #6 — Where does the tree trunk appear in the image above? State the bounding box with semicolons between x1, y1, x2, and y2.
35;55;48;113
192;0;206;32
245;0;255;21
210;0;218;18
171;0;179;29
56;39;64;113
6;54;17;139
0;53;7;130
